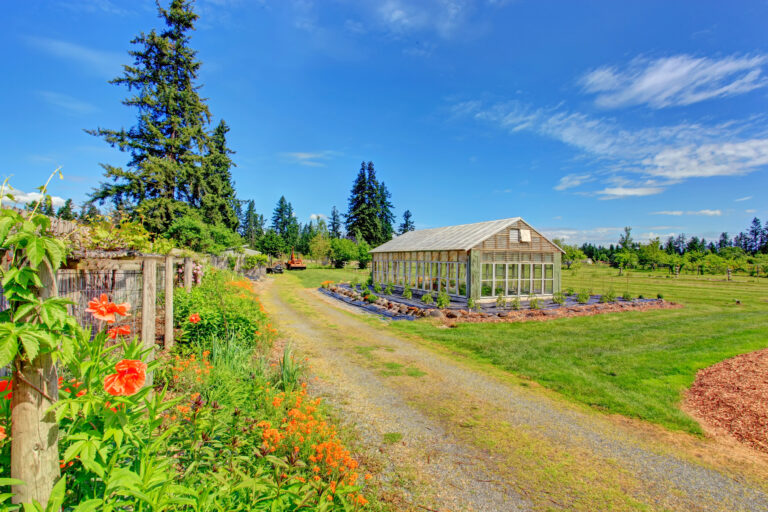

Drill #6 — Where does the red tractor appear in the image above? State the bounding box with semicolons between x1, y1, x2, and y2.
285;249;306;270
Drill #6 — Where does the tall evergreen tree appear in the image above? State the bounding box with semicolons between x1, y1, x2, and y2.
56;199;76;220
199;119;239;230
376;180;395;243
345;162;370;241
329;206;342;238
747;217;763;254
41;197;55;217
364;161;382;243
398;210;415;234
89;0;214;233
271;196;300;249
241;200;264;248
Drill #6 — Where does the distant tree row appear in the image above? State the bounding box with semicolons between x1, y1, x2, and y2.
556;218;768;276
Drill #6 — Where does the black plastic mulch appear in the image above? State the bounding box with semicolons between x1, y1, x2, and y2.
318;287;415;321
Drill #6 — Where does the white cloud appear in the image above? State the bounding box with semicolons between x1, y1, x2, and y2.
580;54;767;109
38;91;97;114
455;99;768;196
554;173;591;191
596;186;665;199
26;37;123;78
735;195;753;202
309;213;328;221
642;139;768;180
652;209;721;216
280;150;340;167
746;209;757;213
375;0;472;38
7;188;66;208
540;226;623;245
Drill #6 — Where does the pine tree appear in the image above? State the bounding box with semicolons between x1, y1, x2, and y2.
241;200;264;248
345;162;369;240
41;197;55;217
364;161;382;243
89;0;213;234
272;196;300;249
56;199;76;220
376;180;395;243
199;120;239;230
748;217;763;254
329;206;342;239
398;210;415;234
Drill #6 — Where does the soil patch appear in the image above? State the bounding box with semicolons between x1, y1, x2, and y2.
686;348;768;454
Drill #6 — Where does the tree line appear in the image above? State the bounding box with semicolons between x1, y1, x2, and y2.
556;217;768;276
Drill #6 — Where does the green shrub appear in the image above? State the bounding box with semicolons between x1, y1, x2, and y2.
565;287;575;296
385;282;394;295
174;268;272;351
510;297;521;310
365;293;379;303
496;292;506;308
329;237;357;268
600;289;616;303
373;281;382;293
467;297;476;311
577;290;590;304
638;294;645;299
436;291;450;308
657;293;664;299
622;291;632;301
529;296;540;310
402;287;413;299
552;291;565;305
422;292;434;305
227;254;238;270
243;253;268;270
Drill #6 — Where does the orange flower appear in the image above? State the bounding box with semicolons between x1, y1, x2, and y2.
188;313;201;324
107;325;131;340
0;425;6;441
86;294;131;324
0;380;11;400
103;359;147;396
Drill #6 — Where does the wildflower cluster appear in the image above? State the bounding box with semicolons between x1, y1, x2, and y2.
169;351;212;387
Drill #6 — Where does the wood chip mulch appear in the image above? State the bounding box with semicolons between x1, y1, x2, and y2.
686;348;768;454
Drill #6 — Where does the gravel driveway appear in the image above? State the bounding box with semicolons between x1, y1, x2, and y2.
262;277;768;512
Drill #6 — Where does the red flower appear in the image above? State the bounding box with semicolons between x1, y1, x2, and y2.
107;325;131;340
103;359;147;396
188;313;201;324
86;294;131;324
0;380;11;401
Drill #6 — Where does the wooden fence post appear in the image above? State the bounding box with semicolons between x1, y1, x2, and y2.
141;258;156;384
11;261;60;506
184;257;193;292
164;255;174;350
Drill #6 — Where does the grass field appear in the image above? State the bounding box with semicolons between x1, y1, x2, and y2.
284;265;768;433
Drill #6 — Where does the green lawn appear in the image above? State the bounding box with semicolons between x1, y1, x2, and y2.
275;265;370;289
389;265;768;432
288;266;768;433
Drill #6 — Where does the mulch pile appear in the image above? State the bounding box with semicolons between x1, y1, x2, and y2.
686;348;768;454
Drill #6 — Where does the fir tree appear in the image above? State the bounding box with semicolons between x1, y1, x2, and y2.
748;217;763;254
376;180;395;243
199;119;238;230
345;162;370;241
241;200;264;248
271;196;300;249
56;199;76;220
398;210;415;234
329;206;342;238
89;0;214;234
41;197;55;217
364;161;382;243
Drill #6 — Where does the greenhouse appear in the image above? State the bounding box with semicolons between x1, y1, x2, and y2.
369;217;564;302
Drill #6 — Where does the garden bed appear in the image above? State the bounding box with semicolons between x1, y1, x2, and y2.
321;283;680;323
686;348;768;454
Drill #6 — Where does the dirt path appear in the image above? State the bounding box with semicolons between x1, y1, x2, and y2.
261;276;768;512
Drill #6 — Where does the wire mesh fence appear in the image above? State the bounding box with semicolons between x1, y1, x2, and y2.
57;269;143;336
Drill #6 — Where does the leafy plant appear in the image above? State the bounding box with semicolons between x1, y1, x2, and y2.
467;297;476;311
528;296;540;310
373;281;382;294
657;293;664;299
496;292;506;308
600;289;617;303
565;287;575;296
552;292;565;305
365;293;379;303
622;291;632;301
385;282;394;295
436;291;450;308
402;287;413;299
509;297;521;310
422;292;434;305
577;290;590;304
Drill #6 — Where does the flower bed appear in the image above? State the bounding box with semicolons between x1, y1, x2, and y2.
320;283;679;324
0;268;372;510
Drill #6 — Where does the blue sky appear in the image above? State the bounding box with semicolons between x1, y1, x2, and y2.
2;0;767;245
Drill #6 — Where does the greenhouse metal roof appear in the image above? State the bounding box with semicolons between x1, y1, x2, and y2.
371;217;537;253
